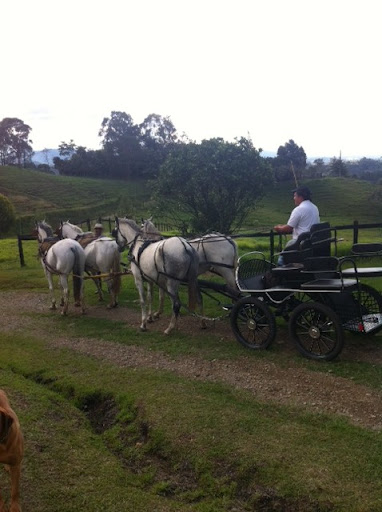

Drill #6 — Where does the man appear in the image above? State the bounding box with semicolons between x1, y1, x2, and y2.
274;186;320;264
94;222;104;238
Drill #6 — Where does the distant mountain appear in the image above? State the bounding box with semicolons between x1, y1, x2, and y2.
32;149;60;166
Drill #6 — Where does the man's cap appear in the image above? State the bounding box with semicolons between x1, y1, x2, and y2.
94;223;103;229
293;186;312;200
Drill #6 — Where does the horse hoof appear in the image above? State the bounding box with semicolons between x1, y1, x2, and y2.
164;329;171;335
49;305;56;311
140;326;147;332
61;311;67;316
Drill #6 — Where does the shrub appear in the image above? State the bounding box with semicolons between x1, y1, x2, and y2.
0;193;16;236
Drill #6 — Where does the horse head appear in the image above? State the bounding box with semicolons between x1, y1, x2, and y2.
36;220;54;242
61;221;84;240
141;217;162;241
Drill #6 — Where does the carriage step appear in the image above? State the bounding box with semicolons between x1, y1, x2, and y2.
343;313;382;333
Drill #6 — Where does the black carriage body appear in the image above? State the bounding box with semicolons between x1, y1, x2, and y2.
232;249;382;361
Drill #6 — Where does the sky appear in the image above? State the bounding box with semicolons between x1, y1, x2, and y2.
2;0;382;160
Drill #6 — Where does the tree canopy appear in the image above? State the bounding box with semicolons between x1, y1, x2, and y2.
153;137;273;234
0;118;33;167
53;111;180;179
272;139;307;182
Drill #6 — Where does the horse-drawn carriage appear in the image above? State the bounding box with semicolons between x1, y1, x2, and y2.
36;217;382;362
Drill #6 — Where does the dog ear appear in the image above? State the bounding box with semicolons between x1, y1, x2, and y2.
0;411;14;444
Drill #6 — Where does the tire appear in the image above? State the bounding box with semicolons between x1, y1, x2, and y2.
288;301;344;361
230;296;276;350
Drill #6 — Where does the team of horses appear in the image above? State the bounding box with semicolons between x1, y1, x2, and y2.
35;217;238;334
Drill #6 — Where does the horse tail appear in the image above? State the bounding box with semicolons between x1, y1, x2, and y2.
71;245;84;304
111;249;121;296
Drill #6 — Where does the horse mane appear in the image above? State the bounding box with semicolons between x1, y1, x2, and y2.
141;218;163;240
38;221;54;238
142;219;161;237
120;218;142;233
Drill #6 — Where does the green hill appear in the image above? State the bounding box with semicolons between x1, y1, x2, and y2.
248;177;382;230
0;166;150;233
1;166;382;234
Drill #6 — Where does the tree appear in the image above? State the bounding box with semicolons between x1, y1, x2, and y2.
307;158;327;178
138;114;179;178
273;139;307;182
330;156;348;177
99;111;143;179
0;118;33;167
54;147;108;177
139;114;178;149
154;137;274;234
58;140;77;158
0;194;16;236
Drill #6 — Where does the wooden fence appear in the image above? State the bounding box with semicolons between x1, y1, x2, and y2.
17;220;382;267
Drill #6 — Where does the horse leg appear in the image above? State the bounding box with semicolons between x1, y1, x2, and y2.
164;281;181;335
59;275;69;315
218;268;238;294
106;276;118;309
91;273;103;301
133;273;148;331
153;287;165;319
44;268;56;310
146;282;154;322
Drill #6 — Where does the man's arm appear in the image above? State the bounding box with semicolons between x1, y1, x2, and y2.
274;224;293;234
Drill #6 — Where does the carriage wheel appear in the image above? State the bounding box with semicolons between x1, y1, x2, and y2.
230;296;276;350
288;302;344;361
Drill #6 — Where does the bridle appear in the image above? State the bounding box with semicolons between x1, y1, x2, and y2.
114;217;138;252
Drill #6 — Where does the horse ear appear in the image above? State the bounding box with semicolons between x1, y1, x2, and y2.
149;216;153;221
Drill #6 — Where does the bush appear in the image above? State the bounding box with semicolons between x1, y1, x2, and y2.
0;194;16;236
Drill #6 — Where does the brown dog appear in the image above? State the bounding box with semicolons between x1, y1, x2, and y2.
0;390;23;512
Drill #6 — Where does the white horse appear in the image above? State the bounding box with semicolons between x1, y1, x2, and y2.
141;218;239;291
59;221;121;309
35;221;86;315
114;217;201;334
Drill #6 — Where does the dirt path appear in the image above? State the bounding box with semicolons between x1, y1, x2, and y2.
1;291;382;430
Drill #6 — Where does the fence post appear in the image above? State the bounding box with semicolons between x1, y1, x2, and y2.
17;235;25;267
270;231;275;263
353;220;359;245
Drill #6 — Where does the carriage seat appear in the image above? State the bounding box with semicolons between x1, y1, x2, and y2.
278;222;334;265
351;242;382;257
300;256;357;290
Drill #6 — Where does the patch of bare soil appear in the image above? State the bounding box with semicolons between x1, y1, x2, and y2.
1;291;381;430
